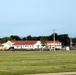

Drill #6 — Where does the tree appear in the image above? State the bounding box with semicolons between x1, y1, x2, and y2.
26;35;32;40
48;33;58;40
40;37;47;46
58;34;70;46
72;38;76;46
1;37;12;43
22;37;26;40
10;35;21;40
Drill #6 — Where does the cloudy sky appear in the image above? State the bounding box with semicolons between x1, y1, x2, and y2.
0;0;76;37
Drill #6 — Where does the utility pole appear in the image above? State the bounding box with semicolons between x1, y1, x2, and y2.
70;38;73;47
53;29;55;51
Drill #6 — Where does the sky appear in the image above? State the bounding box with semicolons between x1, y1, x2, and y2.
0;0;76;38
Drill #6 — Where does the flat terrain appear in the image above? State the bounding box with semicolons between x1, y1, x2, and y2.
0;50;76;75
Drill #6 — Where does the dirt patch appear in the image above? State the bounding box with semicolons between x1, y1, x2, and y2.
23;72;76;75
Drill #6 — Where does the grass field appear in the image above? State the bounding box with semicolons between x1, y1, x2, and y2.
0;50;76;75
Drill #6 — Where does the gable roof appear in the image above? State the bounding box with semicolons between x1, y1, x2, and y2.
11;40;61;45
47;40;61;43
11;40;37;45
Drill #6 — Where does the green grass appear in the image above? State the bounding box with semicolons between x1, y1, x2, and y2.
0;50;76;75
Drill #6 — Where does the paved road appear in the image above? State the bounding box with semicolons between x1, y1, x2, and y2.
24;72;76;75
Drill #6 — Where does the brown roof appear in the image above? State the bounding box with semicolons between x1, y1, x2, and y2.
47;40;61;43
11;40;61;45
11;40;37;45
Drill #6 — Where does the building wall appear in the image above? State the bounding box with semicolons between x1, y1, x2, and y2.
13;45;34;49
13;41;42;49
47;42;62;49
2;41;62;50
34;41;42;49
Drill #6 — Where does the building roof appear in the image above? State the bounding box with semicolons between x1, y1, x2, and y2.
47;40;61;43
10;40;61;45
11;40;37;45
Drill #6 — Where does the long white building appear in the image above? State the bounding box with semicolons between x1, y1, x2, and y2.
1;40;62;50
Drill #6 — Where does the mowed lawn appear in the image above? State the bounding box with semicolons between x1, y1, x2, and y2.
0;50;76;75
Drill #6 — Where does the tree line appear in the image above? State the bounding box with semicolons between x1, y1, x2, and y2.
0;33;76;46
